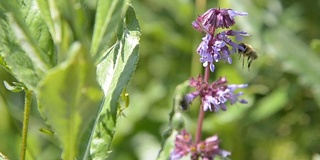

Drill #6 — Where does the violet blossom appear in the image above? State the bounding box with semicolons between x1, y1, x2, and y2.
184;75;247;112
196;30;249;72
193;8;249;72
171;130;230;160
192;8;248;34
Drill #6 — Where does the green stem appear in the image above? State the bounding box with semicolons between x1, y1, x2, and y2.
20;90;33;160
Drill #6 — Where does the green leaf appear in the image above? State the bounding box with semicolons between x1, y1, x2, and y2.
37;42;103;159
0;49;40;91
0;0;54;90
89;5;140;159
35;0;60;45
2;0;53;71
0;7;40;90
90;0;128;57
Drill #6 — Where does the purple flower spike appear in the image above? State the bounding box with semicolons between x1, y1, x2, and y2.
197;135;231;159
192;8;248;34
196;30;249;72
171;130;231;160
186;76;248;112
192;7;249;72
170;130;193;160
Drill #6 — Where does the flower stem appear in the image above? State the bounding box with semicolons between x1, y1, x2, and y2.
20;90;32;160
195;65;210;144
195;102;205;144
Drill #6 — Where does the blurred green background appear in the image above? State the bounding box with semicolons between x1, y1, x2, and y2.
1;0;320;159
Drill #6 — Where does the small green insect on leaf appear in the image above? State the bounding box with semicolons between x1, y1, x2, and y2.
117;88;130;118
121;88;130;108
124;93;130;108
117;105;127;118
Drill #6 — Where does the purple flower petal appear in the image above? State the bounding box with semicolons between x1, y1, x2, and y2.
192;8;248;34
186;76;248;112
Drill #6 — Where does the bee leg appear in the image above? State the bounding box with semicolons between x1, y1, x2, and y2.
248;59;252;70
242;55;245;69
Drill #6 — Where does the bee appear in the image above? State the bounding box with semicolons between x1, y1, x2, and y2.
238;43;258;70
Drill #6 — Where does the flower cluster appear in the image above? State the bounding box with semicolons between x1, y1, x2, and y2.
192;8;249;72
171;130;230;160
192;8;248;34
170;7;250;160
185;75;247;112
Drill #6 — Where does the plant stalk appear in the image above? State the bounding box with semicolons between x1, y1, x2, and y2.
195;65;210;144
20;90;32;160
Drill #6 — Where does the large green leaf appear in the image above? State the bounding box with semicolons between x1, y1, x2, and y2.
0;0;54;90
89;5;140;159
90;0;128;57
35;0;60;45
37;42;103;159
35;0;87;63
